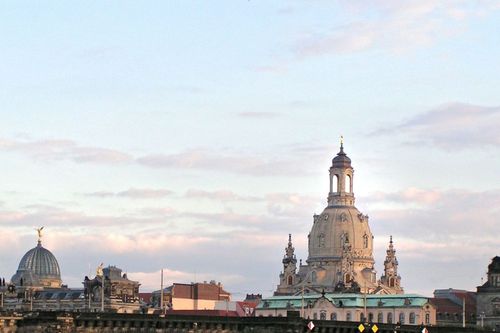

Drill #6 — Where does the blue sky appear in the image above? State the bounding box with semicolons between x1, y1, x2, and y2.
1;1;499;298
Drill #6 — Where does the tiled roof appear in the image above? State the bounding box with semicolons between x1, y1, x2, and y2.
257;293;430;309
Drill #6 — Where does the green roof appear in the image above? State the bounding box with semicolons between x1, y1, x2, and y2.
256;294;429;310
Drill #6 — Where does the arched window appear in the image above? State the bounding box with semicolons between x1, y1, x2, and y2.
320;311;326;320
287;276;293;285
335;175;340;192
318;234;325;248
345;174;351;193
311;271;317;283
399;312;405;324
331;313;337;321
346;312;352;321
313;313;318;320
344;273;351;284
425;313;430;324
378;312;383;323
387;312;393;324
409;312;416;324
363;234;369;248
388;277;395;287
368;313;374;322
360;313;366;322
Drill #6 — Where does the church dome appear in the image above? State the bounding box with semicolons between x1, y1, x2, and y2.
332;145;351;168
11;240;62;288
308;206;373;260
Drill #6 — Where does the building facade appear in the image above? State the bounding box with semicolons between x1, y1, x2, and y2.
275;143;403;295
152;281;231;311
256;293;436;326
1;232;142;313
431;289;477;327
477;256;500;330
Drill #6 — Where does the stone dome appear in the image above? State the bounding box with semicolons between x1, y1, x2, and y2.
308;206;373;261
11;241;62;288
331;145;351;168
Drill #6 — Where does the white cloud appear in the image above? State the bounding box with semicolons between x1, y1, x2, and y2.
294;0;500;57
0;138;132;164
373;103;500;150
84;188;173;199
185;189;262;202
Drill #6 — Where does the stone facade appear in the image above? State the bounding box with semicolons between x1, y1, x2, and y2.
275;143;402;295
256;293;436;326
83;265;141;313
477;256;500;330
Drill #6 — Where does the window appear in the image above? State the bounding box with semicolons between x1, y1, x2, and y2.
387;312;393;324
388;277;395;287
313;313;317;320
410;312;416;324
311;271;317;283
368;313;374;322
345;175;351;192
377;312;383;323
320;311;326;320
399;312;405;324
346;312;352;321
425;313;430;325
287;276;293;285
363;234;369;248
360;313;366;322
331;313;337;321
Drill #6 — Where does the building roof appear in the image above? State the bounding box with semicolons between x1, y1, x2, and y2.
11;241;62;287
488;256;500;274
331;144;352;169
257;293;430;310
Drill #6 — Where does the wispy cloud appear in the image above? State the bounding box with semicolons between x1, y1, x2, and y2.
0;138;132;164
294;0;500;57
185;189;262;202
373;103;500;150
0;137;321;176
136;149;310;176
84;188;173;199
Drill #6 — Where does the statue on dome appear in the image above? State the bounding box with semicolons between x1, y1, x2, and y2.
35;226;44;242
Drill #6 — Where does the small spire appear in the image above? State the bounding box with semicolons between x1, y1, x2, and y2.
390;235;393;244
288;233;292;243
340;135;344;151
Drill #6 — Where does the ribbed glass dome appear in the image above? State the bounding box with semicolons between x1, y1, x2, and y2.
17;242;61;279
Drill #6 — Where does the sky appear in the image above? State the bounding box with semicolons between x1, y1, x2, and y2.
1;1;499;299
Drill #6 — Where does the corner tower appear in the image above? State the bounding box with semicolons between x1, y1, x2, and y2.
378;236;403;294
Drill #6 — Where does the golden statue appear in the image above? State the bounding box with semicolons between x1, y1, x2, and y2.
96;263;104;277
35;226;44;242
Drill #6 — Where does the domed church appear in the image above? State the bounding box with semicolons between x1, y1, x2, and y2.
275;141;403;295
11;229;62;288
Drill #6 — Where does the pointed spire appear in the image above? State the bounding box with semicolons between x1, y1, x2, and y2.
284;234;296;260
340;135;344;152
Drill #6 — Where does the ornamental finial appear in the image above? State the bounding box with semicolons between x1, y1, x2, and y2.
35;226;44;245
340;135;344;148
